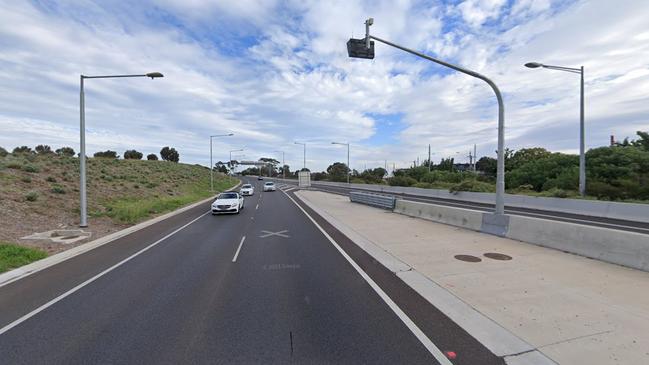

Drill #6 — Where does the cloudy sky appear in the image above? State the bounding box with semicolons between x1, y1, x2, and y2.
1;0;648;172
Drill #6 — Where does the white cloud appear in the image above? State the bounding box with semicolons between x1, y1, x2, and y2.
0;0;648;172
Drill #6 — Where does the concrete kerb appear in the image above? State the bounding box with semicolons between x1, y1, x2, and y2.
294;191;555;364
0;180;242;287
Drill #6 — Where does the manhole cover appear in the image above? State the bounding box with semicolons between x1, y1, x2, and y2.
484;252;512;261
454;254;482;263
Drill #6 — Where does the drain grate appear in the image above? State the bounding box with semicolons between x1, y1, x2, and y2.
454;254;482;263
484;252;512;261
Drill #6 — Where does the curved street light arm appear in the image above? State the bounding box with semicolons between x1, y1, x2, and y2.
368;34;506;214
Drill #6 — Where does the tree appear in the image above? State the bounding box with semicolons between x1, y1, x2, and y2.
214;161;228;173
13;146;33;154
147;153;158;160
124;150;143;159
360;167;387;183
508;148;551;171
56;147;75;157
436;158;455;172
476;156;497;177
326;162;350;182
632;131;649;151
259;157;280;176
505;153;578;191
160;147;179;162
93;150;118;158
279;164;291;177
312;171;328;181
0;147;8;157
35;145;52;154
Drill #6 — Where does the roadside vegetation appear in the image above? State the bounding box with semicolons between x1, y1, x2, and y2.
245;131;649;203
0;242;47;273
0;145;238;255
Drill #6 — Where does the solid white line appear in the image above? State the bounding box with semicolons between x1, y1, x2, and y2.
279;190;452;365
232;236;246;262
255;204;259;210
0;211;210;336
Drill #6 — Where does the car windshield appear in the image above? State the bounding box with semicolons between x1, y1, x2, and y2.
265;182;274;186
218;193;238;199
242;184;252;188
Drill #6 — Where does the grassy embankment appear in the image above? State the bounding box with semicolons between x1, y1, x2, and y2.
0;152;238;260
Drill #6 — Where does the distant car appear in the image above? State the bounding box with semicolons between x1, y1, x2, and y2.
257;176;264;180
211;192;244;214
240;184;254;196
263;182;276;192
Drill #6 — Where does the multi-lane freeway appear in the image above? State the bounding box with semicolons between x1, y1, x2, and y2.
277;180;649;235
0;178;502;364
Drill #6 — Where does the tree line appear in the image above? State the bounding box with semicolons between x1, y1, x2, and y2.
1;145;181;162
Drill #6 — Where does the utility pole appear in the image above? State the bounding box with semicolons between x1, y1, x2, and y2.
428;144;432;172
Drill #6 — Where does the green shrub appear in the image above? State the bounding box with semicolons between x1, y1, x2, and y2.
12;146;32;154
25;192;38;202
23;165;39;173
46;176;57;182
35;145;52;154
413;182;433;189
0;147;7;157
51;185;66;194
21;176;32;183
7;162;22;170
449;180;495;194
387;176;418;187
55;146;75;156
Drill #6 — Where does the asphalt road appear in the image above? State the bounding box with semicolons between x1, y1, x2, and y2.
0;178;503;364
278;180;649;235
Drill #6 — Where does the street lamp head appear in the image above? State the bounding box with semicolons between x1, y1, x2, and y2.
366;17;374;26
524;62;543;69
146;72;164;79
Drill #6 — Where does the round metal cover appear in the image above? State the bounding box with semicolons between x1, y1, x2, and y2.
454;254;482;263
484;252;512;261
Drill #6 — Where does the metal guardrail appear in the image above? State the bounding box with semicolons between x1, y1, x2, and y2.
350;191;396;210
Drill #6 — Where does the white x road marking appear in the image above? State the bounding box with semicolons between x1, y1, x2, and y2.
259;230;290;238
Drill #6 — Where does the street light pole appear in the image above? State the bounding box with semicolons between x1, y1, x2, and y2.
525;62;586;196
332;142;350;184
210;133;233;191
294;142;306;170
349;19;506;214
79;72;163;227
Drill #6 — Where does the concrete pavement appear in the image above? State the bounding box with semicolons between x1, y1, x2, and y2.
296;189;649;365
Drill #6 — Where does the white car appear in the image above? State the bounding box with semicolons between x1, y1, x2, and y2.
211;192;244;214
240;184;254;196
263;182;276;192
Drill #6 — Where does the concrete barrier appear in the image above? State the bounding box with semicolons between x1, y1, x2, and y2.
273;178;649;224
394;200;484;231
393;199;649;272
507;215;649;271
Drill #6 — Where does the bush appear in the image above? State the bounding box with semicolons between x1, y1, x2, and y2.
21;176;32;183
46;176;57;182
25;192;38;202
51;185;66;194
124;150;143;160
449;180;495;194
160;147;179;162
146;154;158;161
0;147;7;157
413;182;433;189
35;145;52;154
12;146;32;154
23;165;40;173
387;176;418;186
6;162;22;170
421;171;465;184
93;150;118;158
542;167;578;191
56;147;75;157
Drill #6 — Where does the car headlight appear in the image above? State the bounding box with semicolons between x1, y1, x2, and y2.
231;203;238;207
